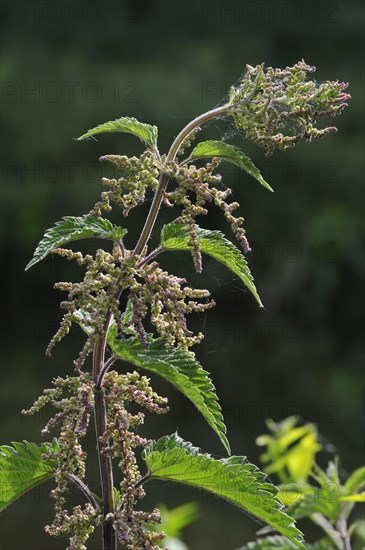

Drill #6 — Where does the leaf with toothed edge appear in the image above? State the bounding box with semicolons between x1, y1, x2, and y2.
142;434;305;549
77;116;158;149
161;223;262;307
25;215;127;270
189;140;273;192
107;324;230;455
0;440;60;511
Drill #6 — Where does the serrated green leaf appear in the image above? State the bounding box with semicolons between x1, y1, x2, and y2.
189;140;273;192
108;326;230;454
0;440;59;511
161;223;262;307
26;215;127;270
142;434;304;549
77;116;158;149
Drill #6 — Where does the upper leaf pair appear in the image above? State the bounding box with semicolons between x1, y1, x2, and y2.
78;116;273;190
26;218;262;307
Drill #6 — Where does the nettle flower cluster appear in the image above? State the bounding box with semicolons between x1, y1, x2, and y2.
18;61;349;550
48;135;254;359
92;151;160;217
165;154;251;257
23;370;168;549
101;370;168;548
23;373;97;548
229;60;350;155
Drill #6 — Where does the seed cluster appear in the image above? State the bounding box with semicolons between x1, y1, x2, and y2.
23;370;168;549
129;262;215;348
45;503;99;550
92;150;160;217
22;373;96;550
100;370;168;549
165;157;251;257
229;60;350;156
48;240;214;356
47;244;126;370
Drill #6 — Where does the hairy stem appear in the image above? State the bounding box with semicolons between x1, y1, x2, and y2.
96;354;116;391
93;326;116;550
134;474;151;490
337;514;352;550
311;513;343;550
136;245;163;268
133;104;230;256
68;473;100;511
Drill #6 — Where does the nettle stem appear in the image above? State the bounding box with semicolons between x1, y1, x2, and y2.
94;103;230;550
337;514;352;550
68;473;100;511
93;319;116;550
311;513;343;550
133;104;230;256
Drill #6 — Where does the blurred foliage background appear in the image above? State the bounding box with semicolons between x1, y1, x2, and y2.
0;0;364;548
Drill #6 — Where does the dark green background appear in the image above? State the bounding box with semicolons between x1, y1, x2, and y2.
1;1;364;548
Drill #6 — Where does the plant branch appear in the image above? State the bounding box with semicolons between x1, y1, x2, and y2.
96;354;116;391
178;156;192;167
132;104;231;257
337;514;352;550
68;473;100;512
93;320;116;550
311;513;343;550
136;246;163;268
134;473;151;490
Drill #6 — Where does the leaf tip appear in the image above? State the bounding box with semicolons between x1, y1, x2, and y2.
262;180;274;192
76;133;95;141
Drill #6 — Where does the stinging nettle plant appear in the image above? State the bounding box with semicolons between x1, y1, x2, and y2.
0;61;352;549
